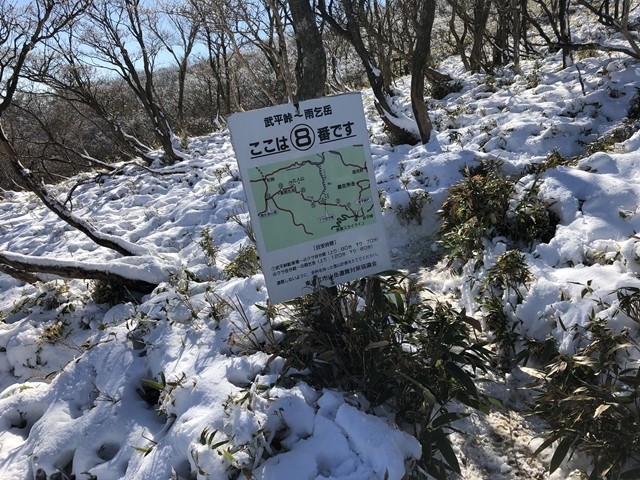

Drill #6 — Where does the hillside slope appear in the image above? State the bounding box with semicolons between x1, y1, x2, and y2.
0;43;639;480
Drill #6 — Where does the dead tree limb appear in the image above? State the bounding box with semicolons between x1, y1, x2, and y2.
0;264;40;284
0;251;160;293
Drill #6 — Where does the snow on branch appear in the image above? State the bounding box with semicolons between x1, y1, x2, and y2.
0;251;177;293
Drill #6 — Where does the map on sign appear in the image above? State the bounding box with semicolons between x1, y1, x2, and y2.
248;145;375;252
229;93;393;303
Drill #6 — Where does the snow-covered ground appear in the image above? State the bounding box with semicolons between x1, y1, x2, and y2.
1;35;640;480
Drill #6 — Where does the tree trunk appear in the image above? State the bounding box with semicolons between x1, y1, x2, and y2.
559;0;572;67
512;0;523;73
0;264;40;284
289;0;327;102
411;0;436;143
470;0;492;71
371;0;394;92
619;0;640;58
493;0;510;67
270;0;295;102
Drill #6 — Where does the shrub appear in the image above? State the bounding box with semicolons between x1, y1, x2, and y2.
92;279;134;305
628;88;640;120
395;189;432;225
586;125;635;155
616;286;640;323
429;78;462;100
199;227;220;266
438;160;514;266
508;176;559;249
479;250;532;369
438;160;558;268
529;315;640;479
277;273;497;479
222;245;260;279
523;149;573;175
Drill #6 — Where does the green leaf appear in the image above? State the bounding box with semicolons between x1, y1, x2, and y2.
132;445;154;456
210;439;230;450
391;291;404;315
430;412;468;429
397;371;437;406
364;340;390;351
618;374;640;387
550;436;573;474
221;449;235;463
199;428;212;445
485;395;504;410
533;435;558;456
520;366;546;379
432;430;461;474
141;378;166;391
446;362;478;397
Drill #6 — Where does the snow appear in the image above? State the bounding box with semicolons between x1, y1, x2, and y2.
1;22;640;480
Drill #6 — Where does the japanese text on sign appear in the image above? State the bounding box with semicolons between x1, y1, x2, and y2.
249;122;356;159
228;92;392;303
263;105;333;127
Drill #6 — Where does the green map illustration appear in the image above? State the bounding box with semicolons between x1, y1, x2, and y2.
249;145;376;252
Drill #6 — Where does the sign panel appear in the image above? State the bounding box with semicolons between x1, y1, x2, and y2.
228;92;391;303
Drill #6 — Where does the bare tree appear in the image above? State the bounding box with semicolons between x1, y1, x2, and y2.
319;0;422;144
470;0;492;71
202;26;238;117
0;0;158;292
190;0;238;117
512;0;523;73
0;0;99;188
194;0;294;108
24;27;158;165
5;92;122;179
559;0;572;67
318;0;444;143
234;0;295;104
449;0;514;71
365;0;395;92
81;0;184;163
576;0;640;58
150;0;202;135
493;0;510;66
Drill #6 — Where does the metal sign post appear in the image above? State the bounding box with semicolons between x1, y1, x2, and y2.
228;92;391;303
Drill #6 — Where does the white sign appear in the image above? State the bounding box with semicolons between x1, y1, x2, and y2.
228;92;391;303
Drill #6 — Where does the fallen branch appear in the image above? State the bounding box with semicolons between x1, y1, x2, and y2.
0;264;40;284
0;251;169;293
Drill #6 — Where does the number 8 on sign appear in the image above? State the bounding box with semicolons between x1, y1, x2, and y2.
290;124;315;151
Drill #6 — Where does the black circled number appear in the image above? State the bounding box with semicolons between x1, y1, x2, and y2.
290;124;315;151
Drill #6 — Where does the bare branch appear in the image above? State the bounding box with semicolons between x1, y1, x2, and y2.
0;263;40;284
0;251;159;293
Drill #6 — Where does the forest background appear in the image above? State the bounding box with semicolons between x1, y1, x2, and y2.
3;0;638;194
